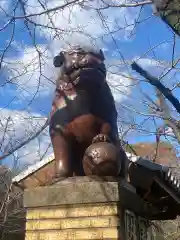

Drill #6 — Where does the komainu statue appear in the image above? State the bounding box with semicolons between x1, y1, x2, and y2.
49;46;128;179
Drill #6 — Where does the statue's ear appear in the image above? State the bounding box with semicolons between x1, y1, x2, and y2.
53;52;65;67
99;49;105;61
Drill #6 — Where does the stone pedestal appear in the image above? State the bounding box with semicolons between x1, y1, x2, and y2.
23;177;157;240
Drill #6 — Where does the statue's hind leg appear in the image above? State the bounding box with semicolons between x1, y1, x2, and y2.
50;133;73;179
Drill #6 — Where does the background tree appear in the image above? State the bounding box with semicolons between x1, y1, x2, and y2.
0;1;180;238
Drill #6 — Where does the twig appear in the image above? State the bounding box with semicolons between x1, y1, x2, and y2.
131;61;180;114
99;0;152;9
0;119;49;161
11;0;80;19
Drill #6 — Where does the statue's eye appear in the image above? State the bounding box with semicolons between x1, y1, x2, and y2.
53;52;65;67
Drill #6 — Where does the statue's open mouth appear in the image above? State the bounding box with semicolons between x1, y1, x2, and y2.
53;47;106;75
53;47;107;91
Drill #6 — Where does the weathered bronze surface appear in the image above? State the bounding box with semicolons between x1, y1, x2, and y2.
49;46;128;178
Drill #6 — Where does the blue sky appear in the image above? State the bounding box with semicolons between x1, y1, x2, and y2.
0;1;180;167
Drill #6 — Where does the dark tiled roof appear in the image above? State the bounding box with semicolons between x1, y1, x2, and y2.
169;162;180;181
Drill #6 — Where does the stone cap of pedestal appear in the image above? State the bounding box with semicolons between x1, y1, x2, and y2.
23;176;158;219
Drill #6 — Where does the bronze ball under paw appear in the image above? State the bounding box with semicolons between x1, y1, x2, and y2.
82;141;121;176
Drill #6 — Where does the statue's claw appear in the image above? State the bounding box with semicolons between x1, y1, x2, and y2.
92;134;110;143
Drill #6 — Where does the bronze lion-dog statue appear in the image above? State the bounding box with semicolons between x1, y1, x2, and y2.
49;45;128;180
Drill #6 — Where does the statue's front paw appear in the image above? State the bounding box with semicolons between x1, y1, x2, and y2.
92;134;110;143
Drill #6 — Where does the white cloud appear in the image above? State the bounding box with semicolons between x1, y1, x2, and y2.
0;0;9;14
134;57;180;80
0;108;51;167
12;129;52;167
133;57;180;90
25;0;140;48
135;58;168;76
0;1;6;9
107;72;132;103
3;46;56;101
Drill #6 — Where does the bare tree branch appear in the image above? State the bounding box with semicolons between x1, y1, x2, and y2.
0;119;49;161
131;61;180;114
156;89;180;143
99;0;152;9
12;0;81;20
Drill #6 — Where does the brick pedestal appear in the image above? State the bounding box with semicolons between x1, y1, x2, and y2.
23;177;158;240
